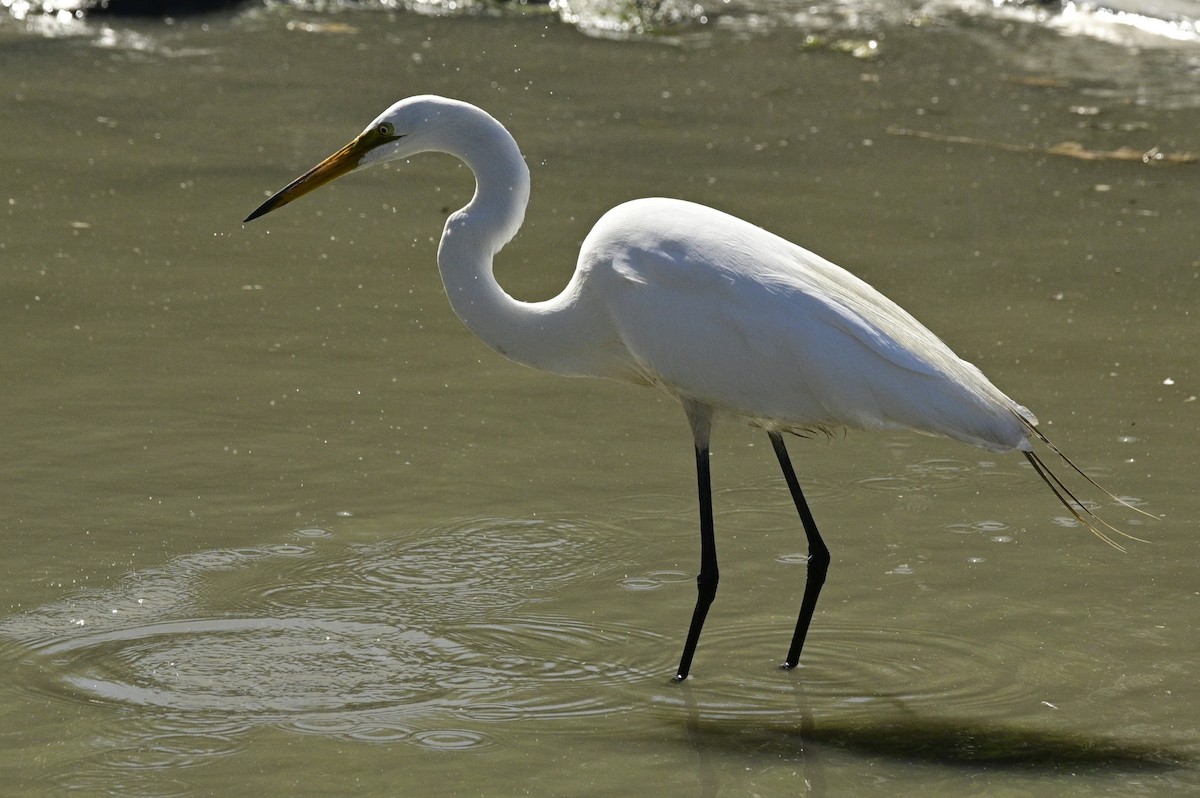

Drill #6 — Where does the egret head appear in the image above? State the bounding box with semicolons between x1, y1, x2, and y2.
244;95;459;223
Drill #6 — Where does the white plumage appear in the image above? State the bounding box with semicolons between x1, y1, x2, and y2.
575;197;1037;451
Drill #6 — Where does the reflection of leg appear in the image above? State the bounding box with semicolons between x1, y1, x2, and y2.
787;672;826;797
768;432;831;668
681;684;719;798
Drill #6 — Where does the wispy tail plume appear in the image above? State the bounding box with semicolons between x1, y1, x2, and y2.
1017;415;1157;551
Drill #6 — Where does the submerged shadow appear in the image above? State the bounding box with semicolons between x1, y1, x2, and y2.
679;711;1190;771
671;682;1190;779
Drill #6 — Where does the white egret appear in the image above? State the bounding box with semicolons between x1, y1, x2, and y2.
245;95;1147;681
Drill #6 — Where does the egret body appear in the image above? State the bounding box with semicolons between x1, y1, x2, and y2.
246;96;1143;681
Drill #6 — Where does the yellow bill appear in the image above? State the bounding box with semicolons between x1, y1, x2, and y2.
244;124;398;222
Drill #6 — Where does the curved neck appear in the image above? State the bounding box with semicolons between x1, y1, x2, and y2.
434;110;611;377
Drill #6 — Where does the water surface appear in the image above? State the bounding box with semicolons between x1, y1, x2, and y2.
1;6;1197;796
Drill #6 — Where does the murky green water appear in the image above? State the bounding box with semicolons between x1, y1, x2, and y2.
1;6;1197;796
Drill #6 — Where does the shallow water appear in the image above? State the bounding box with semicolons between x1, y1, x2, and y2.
1;5;1198;796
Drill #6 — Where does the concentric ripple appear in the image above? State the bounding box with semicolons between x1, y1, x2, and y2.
255;517;619;623
0;515;657;763
0;506;1079;788
32;617;468;714
651;623;1038;722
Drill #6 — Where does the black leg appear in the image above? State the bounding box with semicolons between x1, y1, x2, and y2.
768;431;830;669
674;443;719;681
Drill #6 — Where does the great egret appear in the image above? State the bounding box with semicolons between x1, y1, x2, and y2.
245;95;1147;681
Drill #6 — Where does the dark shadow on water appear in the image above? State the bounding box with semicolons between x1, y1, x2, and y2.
678;711;1191;772
672;685;1189;777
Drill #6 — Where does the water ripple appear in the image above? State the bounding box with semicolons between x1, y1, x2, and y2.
656;623;1036;721
0;515;654;767
37;617;467;713
257;517;613;623
0;508;1100;787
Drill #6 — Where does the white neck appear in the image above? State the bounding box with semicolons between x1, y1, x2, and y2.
432;107;614;378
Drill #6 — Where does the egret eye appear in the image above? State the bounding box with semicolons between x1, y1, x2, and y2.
377;122;395;137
